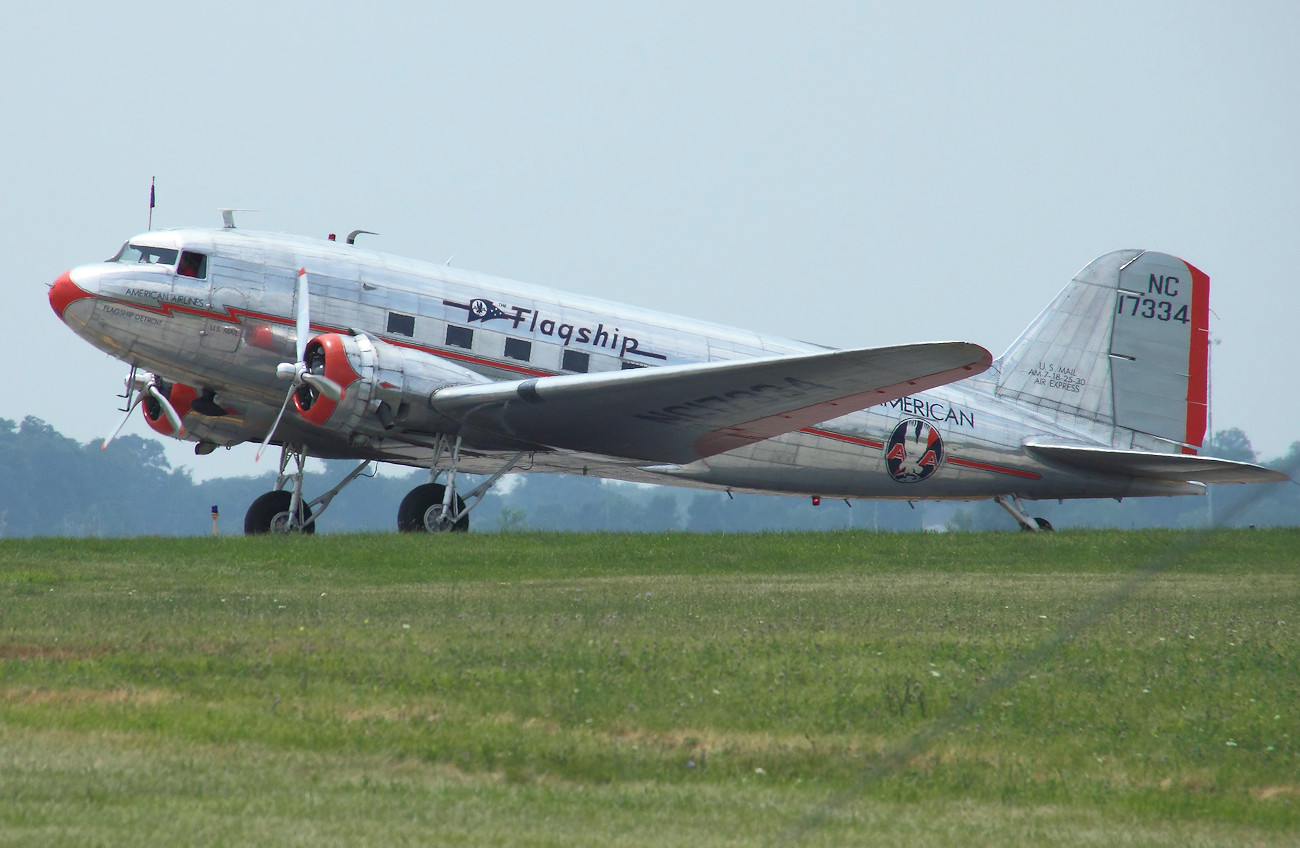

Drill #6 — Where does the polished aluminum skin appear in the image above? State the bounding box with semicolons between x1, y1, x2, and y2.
49;223;1285;531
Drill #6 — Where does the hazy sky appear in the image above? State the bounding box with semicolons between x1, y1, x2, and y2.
5;2;1297;481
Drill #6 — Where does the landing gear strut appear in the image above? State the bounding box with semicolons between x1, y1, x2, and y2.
243;445;374;534
242;437;526;535
994;495;1054;532
397;435;528;533
398;484;468;532
245;489;314;535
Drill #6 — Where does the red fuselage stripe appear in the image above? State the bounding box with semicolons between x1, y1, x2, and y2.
801;427;1042;480
946;457;1042;479
382;337;551;377
800;427;883;450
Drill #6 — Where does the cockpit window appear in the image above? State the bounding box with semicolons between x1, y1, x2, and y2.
110;242;179;266
177;251;208;279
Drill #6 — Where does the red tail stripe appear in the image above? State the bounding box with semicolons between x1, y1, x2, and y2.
1182;260;1211;454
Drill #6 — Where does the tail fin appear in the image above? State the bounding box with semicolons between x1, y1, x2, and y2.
996;250;1209;454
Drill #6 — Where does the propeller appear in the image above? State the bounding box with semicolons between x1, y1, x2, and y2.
257;269;342;460
102;371;184;449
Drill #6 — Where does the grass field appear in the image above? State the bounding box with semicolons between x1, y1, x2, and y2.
1;529;1296;846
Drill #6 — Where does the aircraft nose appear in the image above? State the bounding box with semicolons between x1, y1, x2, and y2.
49;269;95;320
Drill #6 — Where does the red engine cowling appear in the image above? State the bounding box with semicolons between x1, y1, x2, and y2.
143;383;198;437
292;334;364;427
292;333;491;436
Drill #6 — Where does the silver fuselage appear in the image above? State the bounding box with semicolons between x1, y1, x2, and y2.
52;228;1201;501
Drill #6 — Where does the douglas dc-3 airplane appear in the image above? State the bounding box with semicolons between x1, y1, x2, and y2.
48;216;1286;533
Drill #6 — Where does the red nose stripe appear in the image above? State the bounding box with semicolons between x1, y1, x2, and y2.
49;271;93;319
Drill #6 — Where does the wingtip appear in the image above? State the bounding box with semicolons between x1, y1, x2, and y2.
957;343;994;373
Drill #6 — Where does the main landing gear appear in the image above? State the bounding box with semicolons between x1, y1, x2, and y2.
994;495;1054;532
397;435;528;533
244;446;375;534
242;436;527;535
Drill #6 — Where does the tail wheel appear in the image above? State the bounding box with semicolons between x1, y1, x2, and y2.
244;490;315;535
398;483;468;532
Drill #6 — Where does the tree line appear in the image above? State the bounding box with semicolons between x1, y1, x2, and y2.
0;416;1294;537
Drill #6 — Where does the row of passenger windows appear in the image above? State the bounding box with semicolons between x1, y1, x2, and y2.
387;309;648;373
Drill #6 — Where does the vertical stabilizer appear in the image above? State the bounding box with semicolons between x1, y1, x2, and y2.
996;250;1209;453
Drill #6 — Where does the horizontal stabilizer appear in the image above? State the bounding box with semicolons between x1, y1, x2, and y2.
432;342;991;464
1026;443;1289;485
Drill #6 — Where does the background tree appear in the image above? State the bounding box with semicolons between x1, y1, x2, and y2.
1;418;1295;536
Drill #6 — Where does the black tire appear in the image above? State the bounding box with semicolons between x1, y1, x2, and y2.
397;483;469;532
244;490;315;535
1034;516;1054;531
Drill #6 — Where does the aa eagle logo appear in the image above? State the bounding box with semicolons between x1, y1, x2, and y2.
467;298;510;322
885;418;945;483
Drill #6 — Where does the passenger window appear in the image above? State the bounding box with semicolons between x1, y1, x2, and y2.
561;349;590;373
387;312;415;337
504;338;532;362
446;325;473;349
177;251;208;279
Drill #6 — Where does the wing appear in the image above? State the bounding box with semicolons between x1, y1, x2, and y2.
430;341;991;464
1026;443;1290;484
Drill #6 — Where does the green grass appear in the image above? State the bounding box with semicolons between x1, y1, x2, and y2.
1;529;1297;846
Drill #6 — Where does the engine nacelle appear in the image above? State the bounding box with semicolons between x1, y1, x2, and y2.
293;333;491;437
143;382;198;438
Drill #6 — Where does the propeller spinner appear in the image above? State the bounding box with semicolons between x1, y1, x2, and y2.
103;370;184;449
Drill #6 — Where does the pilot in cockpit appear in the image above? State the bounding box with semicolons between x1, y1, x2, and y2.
177;251;205;278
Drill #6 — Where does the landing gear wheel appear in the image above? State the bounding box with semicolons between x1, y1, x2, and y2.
244;490;315;535
1034;516;1054;531
398;483;469;532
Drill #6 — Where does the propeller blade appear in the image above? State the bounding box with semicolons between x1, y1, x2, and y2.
301;372;343;401
295;268;310;364
102;390;142;450
146;383;185;436
257;270;334;457
256;384;296;462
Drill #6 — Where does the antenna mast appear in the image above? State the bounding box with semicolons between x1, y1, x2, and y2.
148;176;156;231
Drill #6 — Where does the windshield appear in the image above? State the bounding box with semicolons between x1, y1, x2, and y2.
110;242;179;266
